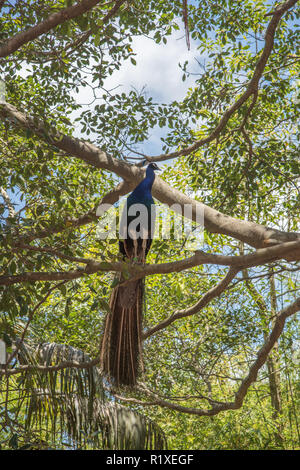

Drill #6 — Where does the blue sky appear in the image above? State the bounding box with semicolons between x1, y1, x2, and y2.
2;15;201;214
71;20;201;157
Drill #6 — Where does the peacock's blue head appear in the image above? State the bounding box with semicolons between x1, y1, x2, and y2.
147;162;160;171
146;162;160;179
130;161;160;196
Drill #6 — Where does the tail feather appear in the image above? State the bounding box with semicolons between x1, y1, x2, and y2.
100;278;143;386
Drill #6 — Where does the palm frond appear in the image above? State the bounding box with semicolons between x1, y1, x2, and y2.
13;341;166;450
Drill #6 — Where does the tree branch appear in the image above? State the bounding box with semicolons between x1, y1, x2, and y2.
233;296;300;408
12;243;92;264
117;297;300;416
1;102;299;252
145;0;298;163
0;0;126;58
0;357;99;377
8;180;130;245
1;239;299;287
143;266;239;339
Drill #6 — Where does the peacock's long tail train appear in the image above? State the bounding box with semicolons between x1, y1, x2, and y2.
100;275;144;387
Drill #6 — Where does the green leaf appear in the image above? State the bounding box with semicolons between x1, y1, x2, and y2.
111;277;120;288
9;434;18;449
98;299;111;314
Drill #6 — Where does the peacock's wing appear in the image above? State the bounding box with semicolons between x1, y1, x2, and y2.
119;198;155;262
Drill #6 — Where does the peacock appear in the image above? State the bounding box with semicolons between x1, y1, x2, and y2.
100;162;160;386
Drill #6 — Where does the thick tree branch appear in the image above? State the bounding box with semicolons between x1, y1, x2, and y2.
118;297;300;416
1;102;299;252
0;0;126;58
1;239;299;287
2;297;299;409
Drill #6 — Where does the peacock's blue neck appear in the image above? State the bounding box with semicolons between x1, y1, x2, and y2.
128;166;155;204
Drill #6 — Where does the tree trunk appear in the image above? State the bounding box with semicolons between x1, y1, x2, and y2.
266;267;284;448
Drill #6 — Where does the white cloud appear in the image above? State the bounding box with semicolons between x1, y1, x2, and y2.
75;24;201;108
73;25;202;155
103;30;200;103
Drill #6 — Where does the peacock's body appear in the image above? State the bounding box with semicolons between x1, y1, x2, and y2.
100;163;160;386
